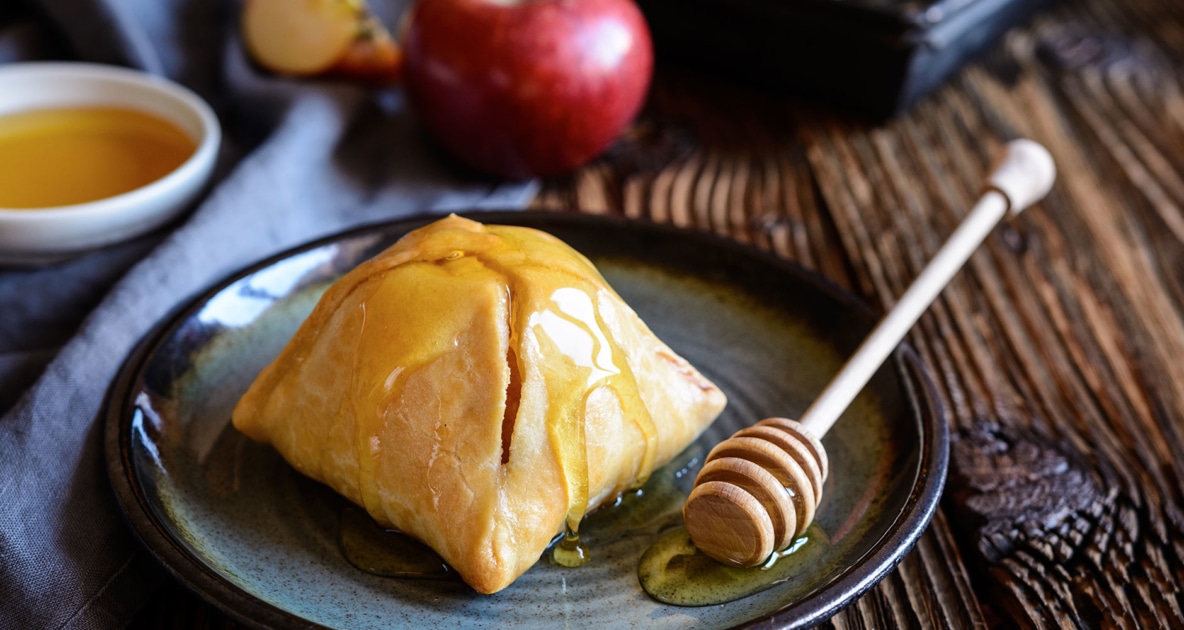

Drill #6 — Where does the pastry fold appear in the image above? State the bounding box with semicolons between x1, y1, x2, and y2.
233;214;727;593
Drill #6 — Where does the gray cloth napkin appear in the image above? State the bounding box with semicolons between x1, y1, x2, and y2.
0;1;538;628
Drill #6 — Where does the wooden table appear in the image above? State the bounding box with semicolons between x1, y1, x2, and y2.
133;0;1184;626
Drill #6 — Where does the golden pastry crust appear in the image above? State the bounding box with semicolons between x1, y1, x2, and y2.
233;214;726;593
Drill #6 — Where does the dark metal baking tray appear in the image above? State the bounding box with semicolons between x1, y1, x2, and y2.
637;0;1059;118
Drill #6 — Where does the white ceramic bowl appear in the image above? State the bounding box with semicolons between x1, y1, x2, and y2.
0;62;220;265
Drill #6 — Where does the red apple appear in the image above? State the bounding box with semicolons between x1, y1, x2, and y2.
401;0;654;179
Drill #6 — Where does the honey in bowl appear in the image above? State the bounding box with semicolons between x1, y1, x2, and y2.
0;107;197;209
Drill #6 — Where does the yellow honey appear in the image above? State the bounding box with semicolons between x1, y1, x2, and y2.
0;107;196;209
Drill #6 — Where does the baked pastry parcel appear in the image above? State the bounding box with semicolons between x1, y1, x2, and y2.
233;214;727;594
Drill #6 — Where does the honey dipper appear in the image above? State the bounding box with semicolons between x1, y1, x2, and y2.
682;140;1057;567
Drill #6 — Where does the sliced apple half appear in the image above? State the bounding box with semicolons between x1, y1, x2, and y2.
242;0;365;76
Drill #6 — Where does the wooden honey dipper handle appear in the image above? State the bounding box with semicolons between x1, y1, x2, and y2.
684;140;1057;567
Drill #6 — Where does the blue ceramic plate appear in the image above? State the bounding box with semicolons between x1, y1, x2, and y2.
106;212;948;629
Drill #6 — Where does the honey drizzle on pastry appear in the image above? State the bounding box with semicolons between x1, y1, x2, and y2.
522;283;658;566
352;280;385;522
348;228;660;569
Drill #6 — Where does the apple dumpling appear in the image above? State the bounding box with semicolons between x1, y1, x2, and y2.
232;214;727;594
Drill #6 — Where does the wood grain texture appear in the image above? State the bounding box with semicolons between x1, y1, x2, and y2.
134;0;1184;626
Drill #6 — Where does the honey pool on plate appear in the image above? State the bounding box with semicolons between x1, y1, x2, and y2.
337;445;836;607
0;107;196;209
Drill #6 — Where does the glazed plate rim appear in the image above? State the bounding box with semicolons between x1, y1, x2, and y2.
104;210;949;629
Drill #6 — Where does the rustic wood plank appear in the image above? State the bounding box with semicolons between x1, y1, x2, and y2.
938;6;1184;623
